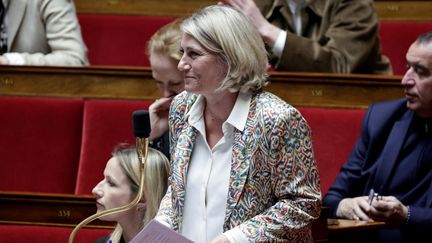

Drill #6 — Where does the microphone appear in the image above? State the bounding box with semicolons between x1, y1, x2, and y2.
133;110;151;166
68;110;151;243
133;110;151;138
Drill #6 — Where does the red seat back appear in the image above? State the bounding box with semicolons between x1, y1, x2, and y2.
379;21;432;75
0;96;83;194
0;225;111;243
298;107;366;195
75;99;153;195
78;14;176;67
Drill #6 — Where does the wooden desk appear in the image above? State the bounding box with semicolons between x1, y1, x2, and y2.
73;0;432;21
0;65;403;109
328;219;387;243
0;191;391;243
0;191;113;228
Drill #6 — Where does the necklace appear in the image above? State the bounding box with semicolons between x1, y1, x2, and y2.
205;106;225;123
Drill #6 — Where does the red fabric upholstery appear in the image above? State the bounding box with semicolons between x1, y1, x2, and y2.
0;96;83;194
298;107;366;195
75;99;153;195
78;14;177;67
0;225;111;243
379;21;432;76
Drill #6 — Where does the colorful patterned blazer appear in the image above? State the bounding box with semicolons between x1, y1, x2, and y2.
157;91;321;242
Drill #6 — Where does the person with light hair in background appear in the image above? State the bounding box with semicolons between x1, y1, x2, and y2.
147;18;184;159
156;5;321;243
93;145;170;243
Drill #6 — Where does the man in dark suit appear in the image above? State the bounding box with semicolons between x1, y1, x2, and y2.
323;32;432;242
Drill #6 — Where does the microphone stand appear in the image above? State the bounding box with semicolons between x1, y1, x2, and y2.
68;137;148;243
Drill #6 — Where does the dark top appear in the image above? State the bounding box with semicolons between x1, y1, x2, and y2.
150;130;170;160
94;234;125;243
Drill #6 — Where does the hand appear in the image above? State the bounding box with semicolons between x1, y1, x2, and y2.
148;97;173;140
0;55;9;65
219;0;281;47
336;196;372;221
210;235;229;243
368;196;408;226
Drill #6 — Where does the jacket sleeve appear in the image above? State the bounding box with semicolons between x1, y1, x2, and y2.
20;0;88;66
237;107;322;242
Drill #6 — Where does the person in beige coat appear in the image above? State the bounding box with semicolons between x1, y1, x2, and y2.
0;0;88;66
221;0;392;74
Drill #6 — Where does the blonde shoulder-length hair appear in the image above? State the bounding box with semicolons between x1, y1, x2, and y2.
181;5;269;94
109;145;170;243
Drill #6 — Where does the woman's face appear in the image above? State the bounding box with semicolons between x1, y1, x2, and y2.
177;33;227;95
92;157;134;221
150;53;184;98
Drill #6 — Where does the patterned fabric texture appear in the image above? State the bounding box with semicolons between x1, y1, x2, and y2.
157;91;321;242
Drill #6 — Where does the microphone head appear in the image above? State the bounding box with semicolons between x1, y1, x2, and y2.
132;110;151;138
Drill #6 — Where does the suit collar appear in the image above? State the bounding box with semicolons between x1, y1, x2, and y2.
307;0;324;18
373;111;414;194
223;94;257;227
6;0;26;49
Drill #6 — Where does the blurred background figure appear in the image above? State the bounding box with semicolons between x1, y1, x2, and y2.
221;0;392;74
147;18;184;158
93;145;170;243
0;0;88;66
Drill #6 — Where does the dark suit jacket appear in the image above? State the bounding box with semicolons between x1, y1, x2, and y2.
323;99;432;242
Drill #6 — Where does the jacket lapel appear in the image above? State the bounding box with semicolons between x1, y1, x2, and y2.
172;124;197;227
223;102;257;228
6;0;26;49
373;114;412;194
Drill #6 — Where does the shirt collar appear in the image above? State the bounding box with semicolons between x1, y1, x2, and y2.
226;92;251;132
186;92;252;133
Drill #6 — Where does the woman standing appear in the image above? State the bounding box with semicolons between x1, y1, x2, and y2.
156;5;321;243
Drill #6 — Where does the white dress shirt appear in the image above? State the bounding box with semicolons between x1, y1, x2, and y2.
180;92;251;243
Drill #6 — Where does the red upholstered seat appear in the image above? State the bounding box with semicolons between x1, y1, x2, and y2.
379;21;432;76
0;96;83;194
78;14;177;67
0;225;112;243
75;99;153;195
298;107;366;195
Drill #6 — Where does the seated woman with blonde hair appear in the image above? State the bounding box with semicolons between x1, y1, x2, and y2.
93;145;170;243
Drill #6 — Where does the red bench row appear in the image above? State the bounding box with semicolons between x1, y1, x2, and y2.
0;96;152;195
0;95;365;196
77;14;432;75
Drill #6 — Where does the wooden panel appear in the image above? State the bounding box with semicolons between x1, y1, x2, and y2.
74;0;217;16
73;0;432;21
0;65;404;109
266;72;403;109
0;66;159;100
0;191;113;228
375;1;432;21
